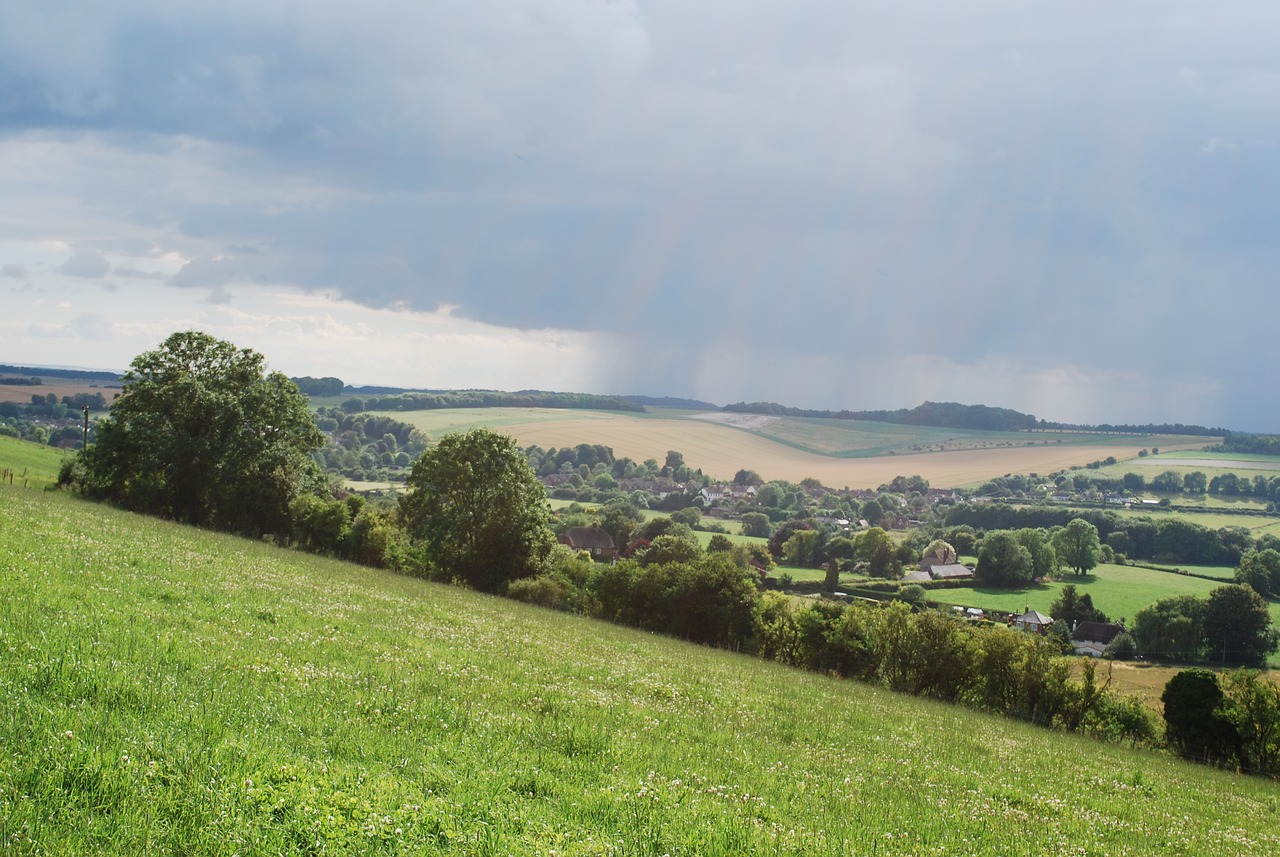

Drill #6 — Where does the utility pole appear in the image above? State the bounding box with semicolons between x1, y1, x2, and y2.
82;405;90;450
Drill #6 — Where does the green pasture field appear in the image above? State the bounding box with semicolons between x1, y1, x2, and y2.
937;564;1226;624
1107;507;1280;539
0;435;68;488
936;564;1280;668
4;487;1278;855
1089;452;1280;484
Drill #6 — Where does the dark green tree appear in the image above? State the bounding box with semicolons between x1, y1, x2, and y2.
975;531;1033;587
1202;584;1279;667
1132;594;1205;662
400;428;553;592
1183;471;1208;494
1235;548;1280;599
1014;528;1057;579
1161;669;1242;766
1053;518;1101;576
739;511;772;538
1049;584;1107;627
857;527;901;579
82;331;323;537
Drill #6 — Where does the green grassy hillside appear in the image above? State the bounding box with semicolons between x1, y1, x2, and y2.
0;435;68;488
2;487;1277;855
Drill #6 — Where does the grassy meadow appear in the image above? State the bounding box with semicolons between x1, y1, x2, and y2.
0;435;69;488
371;407;1213;489
3;486;1279;855
934;564;1225;624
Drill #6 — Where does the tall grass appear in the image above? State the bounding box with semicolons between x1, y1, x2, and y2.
2;486;1277;855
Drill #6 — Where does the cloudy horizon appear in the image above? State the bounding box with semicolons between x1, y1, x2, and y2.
3;2;1277;431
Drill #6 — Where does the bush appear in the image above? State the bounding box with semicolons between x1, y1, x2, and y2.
1103;632;1138;660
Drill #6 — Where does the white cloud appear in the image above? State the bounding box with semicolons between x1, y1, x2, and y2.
1201;137;1239;155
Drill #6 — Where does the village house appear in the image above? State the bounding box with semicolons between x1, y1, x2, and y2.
1071;621;1125;657
559;526;618;561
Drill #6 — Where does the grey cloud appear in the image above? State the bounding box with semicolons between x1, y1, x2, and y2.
114;266;167;280
59;250;110;278
1;263;28;278
169;255;242;289
4;1;1280;429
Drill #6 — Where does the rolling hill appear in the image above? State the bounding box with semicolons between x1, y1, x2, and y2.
1;485;1275;855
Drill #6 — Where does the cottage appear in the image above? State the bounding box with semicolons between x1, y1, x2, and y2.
1071;621;1125;657
927;563;975;581
1013;610;1054;633
559;526;618;561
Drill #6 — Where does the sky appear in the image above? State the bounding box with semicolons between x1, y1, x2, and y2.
1;1;1277;431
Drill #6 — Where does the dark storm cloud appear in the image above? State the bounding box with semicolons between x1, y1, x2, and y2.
2;1;1279;427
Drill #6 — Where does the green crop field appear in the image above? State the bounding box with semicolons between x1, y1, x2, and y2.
0;436;69;489
3;487;1278;855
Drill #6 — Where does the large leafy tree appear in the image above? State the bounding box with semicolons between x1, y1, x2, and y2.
1049;583;1107;628
1202;584;1279;667
975;531;1033;587
1235;548;1280;598
400;428;553;592
1132;594;1206;662
1053;518;1101;576
1161;669;1242;766
83;331;323;537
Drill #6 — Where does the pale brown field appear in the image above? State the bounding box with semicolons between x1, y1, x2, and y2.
0;380;121;405
442;410;1209;489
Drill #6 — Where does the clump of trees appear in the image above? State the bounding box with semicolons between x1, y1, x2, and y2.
948;503;1267;567
1132;585;1278;667
66;331;324;538
1162;668;1280;775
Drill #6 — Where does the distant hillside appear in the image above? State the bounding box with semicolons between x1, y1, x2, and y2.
0;363;121;383
621;394;720;410
724;400;1226;435
724;400;1039;431
341;389;646;413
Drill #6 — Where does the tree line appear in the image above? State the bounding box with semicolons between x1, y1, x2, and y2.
946;503;1270;567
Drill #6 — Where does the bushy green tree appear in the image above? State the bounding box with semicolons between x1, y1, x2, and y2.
1162;669;1241;766
1053;518;1101;576
783;529;824;567
1015;528;1057;579
975;531;1033;587
1220;669;1280;775
1235;548;1280;598
1202;584;1279;667
739;512;772;538
81;331;323;537
400;428;553;592
857;527;900;579
1132;594;1205;662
